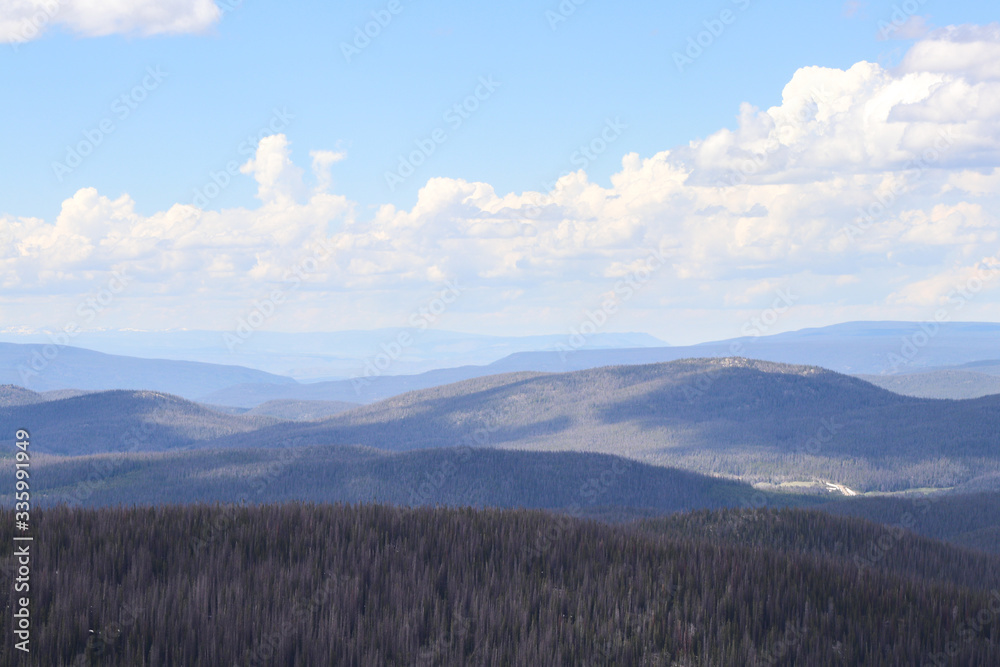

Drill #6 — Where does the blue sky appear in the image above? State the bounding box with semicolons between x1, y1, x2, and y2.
2;1;1000;346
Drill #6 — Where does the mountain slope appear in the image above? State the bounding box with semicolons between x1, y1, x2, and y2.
203;358;1000;492
0;390;281;455
4;445;772;514
245;399;360;420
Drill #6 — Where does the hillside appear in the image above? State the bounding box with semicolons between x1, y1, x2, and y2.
246;399;361;420
2;445;771;514
0;384;45;407
203;358;1000;492
0;390;280;455
1;503;997;666
11;357;1000;492
819;492;1000;554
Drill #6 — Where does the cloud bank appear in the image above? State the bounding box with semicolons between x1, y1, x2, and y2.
3;25;1000;340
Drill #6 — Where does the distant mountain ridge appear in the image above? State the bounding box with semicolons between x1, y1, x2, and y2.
0;342;294;398
199;321;1000;406
0;329;666;379
12;357;999;493
5;321;1000;408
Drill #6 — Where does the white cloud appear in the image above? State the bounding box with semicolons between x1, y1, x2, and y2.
0;0;220;44
239;135;306;205
3;25;1000;339
310;149;347;193
899;24;1000;81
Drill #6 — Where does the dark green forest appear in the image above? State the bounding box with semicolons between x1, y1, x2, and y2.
2;503;999;666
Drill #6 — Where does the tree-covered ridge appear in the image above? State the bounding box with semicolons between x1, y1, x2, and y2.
205;357;1000;492
1;445;774;514
0;389;281;455
1;503;998;666
7;357;1000;491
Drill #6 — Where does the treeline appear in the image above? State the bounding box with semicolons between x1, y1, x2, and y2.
1;503;999;665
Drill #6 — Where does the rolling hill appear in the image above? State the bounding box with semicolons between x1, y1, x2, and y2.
202;358;1000;492
10;357;1000;492
2;445;776;513
0;389;280;455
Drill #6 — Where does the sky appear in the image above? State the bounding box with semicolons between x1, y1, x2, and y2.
1;0;1000;346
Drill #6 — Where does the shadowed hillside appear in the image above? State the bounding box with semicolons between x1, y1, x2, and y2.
0;390;280;455
10;358;1000;491
203;358;1000;492
1;446;774;515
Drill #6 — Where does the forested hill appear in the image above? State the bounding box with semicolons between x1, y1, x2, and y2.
0;389;280;455
5;445;772;513
203;357;1000;492
1;503;997;666
10;357;1000;491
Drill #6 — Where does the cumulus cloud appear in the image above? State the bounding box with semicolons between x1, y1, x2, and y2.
0;0;220;44
310;149;347;193
3;24;1000;337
